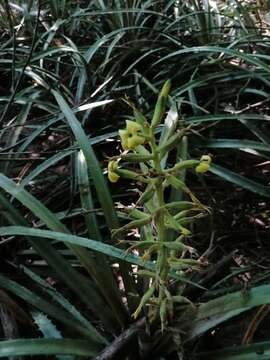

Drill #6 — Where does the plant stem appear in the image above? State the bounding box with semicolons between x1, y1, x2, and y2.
149;128;169;302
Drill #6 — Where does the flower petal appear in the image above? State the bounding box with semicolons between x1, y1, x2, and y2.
119;129;129;150
127;135;145;149
108;160;120;183
126;120;142;135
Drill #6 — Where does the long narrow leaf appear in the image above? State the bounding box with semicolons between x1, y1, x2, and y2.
0;174;118;332
0;226;204;289
0;193;104;341
198;341;270;360
76;150;128;326
51;90;118;228
209;164;270;198
186;114;270;124
0;339;99;358
0;226;161;269
202;139;270;152
23;267;93;332
0;273;98;341
154;46;270;74
188;283;270;339
20;149;75;187
51;90;137;307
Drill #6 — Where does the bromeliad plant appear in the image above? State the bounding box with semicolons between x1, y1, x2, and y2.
108;81;212;328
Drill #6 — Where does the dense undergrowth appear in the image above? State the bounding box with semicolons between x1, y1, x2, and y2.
0;1;270;359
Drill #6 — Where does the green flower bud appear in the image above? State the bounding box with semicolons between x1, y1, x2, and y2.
119;153;154;162
172;295;194;307
163;241;188;251
160;79;171;98
159;299;167;332
158;129;186;156
136;184;155;205
166;175;189;193
151;80;171;128
133;284;156;319
129;208;150;220
115;168;141;180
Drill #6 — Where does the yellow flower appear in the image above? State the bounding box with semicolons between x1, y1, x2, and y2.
195;155;212;174
119;120;145;150
108;160;120;183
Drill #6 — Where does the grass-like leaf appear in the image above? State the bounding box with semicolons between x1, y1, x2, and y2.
20;149;75;187
51;90;138;309
202;139;270;153
209;164;270;198
186;114;270;124
198;341;270;360
23;267;93;332
0;272;101;342
51;90;119;228
0;339;99;358
0;226;163;269
188;283;270;339
0;174;118;332
154;46;270;74
0;225;204;289
76;150;128;326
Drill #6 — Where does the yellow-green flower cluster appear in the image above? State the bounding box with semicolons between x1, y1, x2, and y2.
106;80;212;328
119;120;145;150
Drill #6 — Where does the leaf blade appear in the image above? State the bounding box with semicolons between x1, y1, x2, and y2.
0;339;99;358
209;164;270;198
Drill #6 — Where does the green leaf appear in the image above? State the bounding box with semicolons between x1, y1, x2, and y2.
0;273;99;342
0;193;103;340
198;341;270;360
186;113;270;124
154;46;270;74
51;90;137;309
0;174;118;333
51;90;119;229
202;139;270;152
188;283;270;340
209;164;270;198
20;149;75;187
0;225;158;269
0;339;99;358
238;117;270;144
0;226;204;289
23;267;93;332
76;150;128;327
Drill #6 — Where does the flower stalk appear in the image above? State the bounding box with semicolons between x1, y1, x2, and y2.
107;81;211;329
